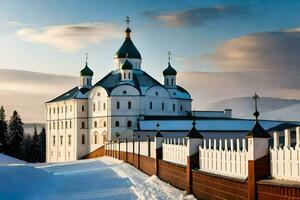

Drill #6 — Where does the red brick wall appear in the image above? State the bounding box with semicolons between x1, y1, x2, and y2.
192;170;248;200
158;160;186;190
257;181;300;200
82;146;105;159
139;155;155;176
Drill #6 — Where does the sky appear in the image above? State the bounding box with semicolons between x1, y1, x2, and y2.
1;0;300;122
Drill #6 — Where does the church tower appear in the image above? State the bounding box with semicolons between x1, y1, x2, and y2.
80;53;93;88
163;51;177;88
114;16;142;70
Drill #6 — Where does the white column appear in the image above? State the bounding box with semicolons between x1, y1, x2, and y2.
284;129;291;149
273;131;279;149
296;127;300;149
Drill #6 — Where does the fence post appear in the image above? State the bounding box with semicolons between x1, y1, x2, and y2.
186;120;203;195
118;139;121;160
138;135;141;169
133;133;135;166
247;120;271;200
147;135;151;157
125;138;128;162
155;123;163;176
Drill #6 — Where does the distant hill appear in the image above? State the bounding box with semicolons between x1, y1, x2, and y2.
201;97;300;121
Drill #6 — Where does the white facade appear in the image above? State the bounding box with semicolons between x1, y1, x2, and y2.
45;26;192;162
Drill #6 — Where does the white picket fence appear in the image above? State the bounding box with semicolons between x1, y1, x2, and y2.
270;128;300;181
162;138;187;165
199;138;248;179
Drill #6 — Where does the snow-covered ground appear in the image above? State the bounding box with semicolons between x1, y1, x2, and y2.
0;154;195;200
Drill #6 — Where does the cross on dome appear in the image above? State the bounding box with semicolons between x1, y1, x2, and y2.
85;53;88;65
168;50;172;64
125;16;130;28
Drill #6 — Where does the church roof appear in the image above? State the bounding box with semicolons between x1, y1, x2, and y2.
93;69;191;98
114;29;141;59
163;63;177;76
80;64;94;76
121;59;133;70
47;86;90;103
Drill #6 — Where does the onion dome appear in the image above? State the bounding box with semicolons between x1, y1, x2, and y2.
80;63;94;76
114;28;142;59
121;59;133;70
163;63;177;76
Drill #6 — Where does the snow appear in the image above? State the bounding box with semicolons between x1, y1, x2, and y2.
0;156;195;200
0;153;26;165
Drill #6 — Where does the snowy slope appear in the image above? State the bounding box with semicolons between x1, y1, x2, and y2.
260;103;300;121
0;156;195;200
0;153;26;165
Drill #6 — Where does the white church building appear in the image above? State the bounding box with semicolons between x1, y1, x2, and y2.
45;20;300;163
45;20;196;162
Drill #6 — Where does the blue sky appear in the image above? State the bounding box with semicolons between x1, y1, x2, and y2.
1;0;300;81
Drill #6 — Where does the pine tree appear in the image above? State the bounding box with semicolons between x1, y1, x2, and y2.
30;126;40;162
39;127;46;162
23;134;32;162
0;106;8;153
7;111;24;159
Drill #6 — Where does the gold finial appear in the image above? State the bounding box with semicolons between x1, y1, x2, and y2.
168;50;172;64
253;92;260;120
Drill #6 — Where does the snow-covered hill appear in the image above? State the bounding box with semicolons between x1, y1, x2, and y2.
201;97;300;121
0;155;195;200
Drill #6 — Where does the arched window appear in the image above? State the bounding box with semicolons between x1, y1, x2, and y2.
65;121;67;129
124;73;126;79
150;101;153;110
117;102;120;109
53;122;55;129
115;121;119;127
103;121;106;127
127;121;132;128
93;103;96;111
173;104;176;112
128;101;131;109
94;121;97;128
171;78;174;85
128;73;131;79
53;136;56;146
81;105;85;112
166;78;169;85
94;134;98;144
68;135;71;145
60;136;63;145
61;121;64;129
82;135;85;144
103;103;106;110
180;105;183;111
81;121;85;129
162;102;165;111
69;121;72;128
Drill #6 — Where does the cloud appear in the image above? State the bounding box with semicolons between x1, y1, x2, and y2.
142;5;245;28
17;22;122;51
0;69;78;123
198;28;300;72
